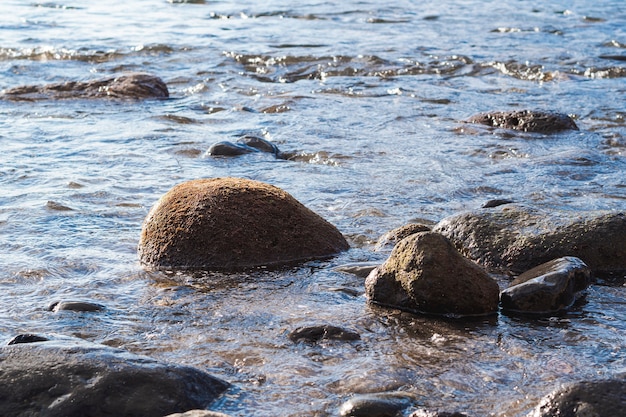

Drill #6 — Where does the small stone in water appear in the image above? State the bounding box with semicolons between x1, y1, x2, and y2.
289;325;360;343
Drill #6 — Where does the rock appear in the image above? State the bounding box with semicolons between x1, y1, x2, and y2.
207;136;282;158
0;73;169;101
48;300;105;312
289;325;360;343
164;411;233;417
466;110;578;133
334;262;380;278
482;199;514;208
433;206;626;276
7;334;49;345
528;379;626;417
500;257;592;314
339;392;416;417
365;232;500;317
374;223;432;252
138;178;349;270
0;335;229;417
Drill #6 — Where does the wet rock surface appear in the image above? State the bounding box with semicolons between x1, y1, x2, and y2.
500;257;592;314
433;205;626;275
366;232;500;317
0;335;229;417
339;392;416;417
374;223;432;252
0;73;169;100
164;411;234;417
466;110;578;133
288;325;360;343
409;411;472;417
528;379;626;417
207;135;283;158
48;300;105;312
138;177;349;270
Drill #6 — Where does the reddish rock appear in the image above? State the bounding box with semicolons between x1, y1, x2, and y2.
138;178;349;270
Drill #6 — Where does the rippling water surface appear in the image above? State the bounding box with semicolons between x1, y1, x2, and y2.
1;1;625;416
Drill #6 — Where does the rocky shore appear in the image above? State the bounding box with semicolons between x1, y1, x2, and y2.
3;75;624;417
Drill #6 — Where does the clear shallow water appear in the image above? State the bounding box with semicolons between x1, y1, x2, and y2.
0;1;625;416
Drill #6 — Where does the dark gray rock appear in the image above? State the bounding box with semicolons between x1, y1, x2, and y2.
1;73;169;101
374;223;432;252
0;335;229;417
433;205;626;276
164;411;233;417
501;257;592;314
466;110;578;133
409;410;471;417
528;379;626;417
482;199;514;208
48;300;105;312
207;136;282;158
289;325;360;343
365;232;500;317
339;392;416;417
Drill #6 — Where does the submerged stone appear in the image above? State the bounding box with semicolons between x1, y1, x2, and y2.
466;110;578;133
138;178;349;270
1;73;169;101
366;232;500;317
207;135;282;158
339;392;416;417
289;325;360;343
48;300;105;312
0;336;229;417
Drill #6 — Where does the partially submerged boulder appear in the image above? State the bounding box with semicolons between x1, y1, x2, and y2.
466;110;578;133
500;257;592;314
138;178;349;270
207;135;282;158
365;232;500;317
0;73;169;100
433;205;626;276
528;379;626;417
0;335;229;417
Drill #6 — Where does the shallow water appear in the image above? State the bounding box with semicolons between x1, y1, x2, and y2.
0;1;625;416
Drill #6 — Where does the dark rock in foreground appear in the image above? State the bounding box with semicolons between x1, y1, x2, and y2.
433;205;626;276
339;392;416;417
138;177;349;270
528;379;626;417
466;110;578;133
500;257;592;314
0;335;229;417
366;232;500;317
289;325;360;343
0;73;169;100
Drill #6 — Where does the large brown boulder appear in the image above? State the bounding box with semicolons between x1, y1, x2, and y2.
365;232;500;317
433;205;626;276
466;110;578;133
0;73;168;100
138;178;349;270
528;379;626;417
0;335;229;417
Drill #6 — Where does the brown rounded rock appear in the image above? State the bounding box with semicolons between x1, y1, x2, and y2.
138;178;349;270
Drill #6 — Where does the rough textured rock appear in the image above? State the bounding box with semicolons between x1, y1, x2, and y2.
0;335;229;417
0;73;169;100
433;205;626;276
528;379;626;417
289;325;360;343
466;110;578;133
365;232;500;317
138;178;349;270
339;392;416;417
500;257;592;314
374;223;432;252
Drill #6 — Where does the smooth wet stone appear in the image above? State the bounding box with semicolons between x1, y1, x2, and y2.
466;110;578;133
374;223;432;252
7;334;49;345
482;199;514;208
289;325;360;343
339;392;416;417
48;300;105;312
409;410;472;417
1;73;169;100
366;232;500;317
207;136;281;158
0;335;229;417
334;262;380;278
433;206;626;276
164;411;233;417
138;178;349;270
528;379;626;417
501;257;592;314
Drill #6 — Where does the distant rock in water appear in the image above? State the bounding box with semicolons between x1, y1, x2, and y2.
289;325;360;343
48;300;105;313
0;335;229;417
466;110;578;133
207;135;283;158
0;73;169;101
138;177;349;271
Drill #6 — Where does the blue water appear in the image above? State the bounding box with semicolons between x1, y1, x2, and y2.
0;1;625;416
